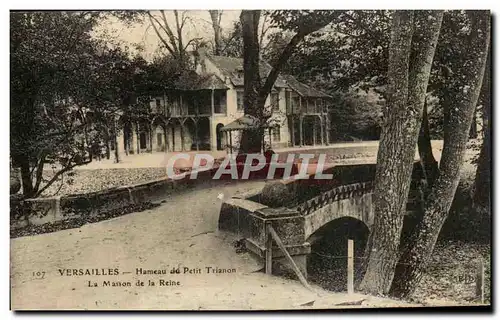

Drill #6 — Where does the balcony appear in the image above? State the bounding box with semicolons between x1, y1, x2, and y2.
286;94;328;115
150;89;227;117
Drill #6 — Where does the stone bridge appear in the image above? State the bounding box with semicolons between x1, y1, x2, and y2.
218;162;422;279
297;181;374;240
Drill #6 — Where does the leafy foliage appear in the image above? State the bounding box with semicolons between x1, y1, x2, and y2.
329;92;383;141
10;11;199;198
219;21;244;57
11;11;104;197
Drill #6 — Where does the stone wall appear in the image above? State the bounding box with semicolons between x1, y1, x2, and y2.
10;167;219;230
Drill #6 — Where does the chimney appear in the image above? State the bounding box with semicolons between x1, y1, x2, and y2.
194;46;210;73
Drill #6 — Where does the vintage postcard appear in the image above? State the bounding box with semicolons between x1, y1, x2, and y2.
9;9;491;311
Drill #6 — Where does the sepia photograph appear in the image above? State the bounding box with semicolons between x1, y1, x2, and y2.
8;6;492;311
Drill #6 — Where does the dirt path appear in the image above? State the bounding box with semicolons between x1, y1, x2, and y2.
11;180;416;310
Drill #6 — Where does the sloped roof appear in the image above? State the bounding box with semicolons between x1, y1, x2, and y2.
206;55;331;98
171;70;228;91
221;115;277;132
194;74;228;90
207;55;288;88
281;75;332;98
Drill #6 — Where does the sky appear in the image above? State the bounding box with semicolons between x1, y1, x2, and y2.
96;10;242;60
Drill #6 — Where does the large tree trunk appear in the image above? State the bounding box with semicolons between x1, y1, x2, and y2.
418;100;439;187
360;10;443;295
389;10;490;298
239;10;265;154
12;96;37;198
112;118;120;163
359;11;415;295
473;49;491;215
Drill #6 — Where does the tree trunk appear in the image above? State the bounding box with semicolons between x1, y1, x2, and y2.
359;11;415;295
360;10;443;295
106;137;111;160
389;10;490;298
418;100;439;187
209;10;223;55
473;49;491;215
19;156;34;197
239;10;265;154
113;119;120;163
174;10;185;63
469;109;478;138
136;122;141;154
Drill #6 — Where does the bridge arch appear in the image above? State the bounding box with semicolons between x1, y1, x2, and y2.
303;192;374;240
307;216;370;291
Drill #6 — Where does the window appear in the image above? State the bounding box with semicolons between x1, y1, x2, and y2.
292;96;300;113
271;92;279;112
272;126;281;141
153;98;161;114
316;99;322;113
214;90;227;114
285;91;291;113
237;90;244;112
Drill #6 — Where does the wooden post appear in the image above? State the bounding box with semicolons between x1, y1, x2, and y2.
299;116;303;146
261;130;265;153
268;225;312;291
180;119;185;151
163;92;168;116
180;94;184;116
229;131;233;155
265;222;273;275
268;128;273;150
149;125;153;153
211;89;215;115
194;119;199;151
320;117;324;145
326;116;331;145
163;125;168;153
172;124;176;152
313;119;317;146
347;239;354;294
476;259;485;303
136;122;140;154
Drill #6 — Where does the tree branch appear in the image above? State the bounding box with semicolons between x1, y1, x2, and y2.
259;32;304;103
159;10;178;46
34;158;91;198
259;13;270;49
173;10;185;60
258;15;335;104
33;151;48;193
148;13;177;57
183;37;203;51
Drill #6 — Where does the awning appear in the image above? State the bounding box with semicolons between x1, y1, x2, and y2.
220;115;278;132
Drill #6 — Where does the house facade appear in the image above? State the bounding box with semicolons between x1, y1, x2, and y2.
115;52;332;156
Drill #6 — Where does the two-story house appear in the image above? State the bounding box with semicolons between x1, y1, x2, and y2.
115;50;332;156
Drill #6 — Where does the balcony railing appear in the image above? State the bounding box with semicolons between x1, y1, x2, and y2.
152;104;217;117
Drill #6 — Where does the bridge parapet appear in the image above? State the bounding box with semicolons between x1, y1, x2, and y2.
296;181;375;216
218;171;377;279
